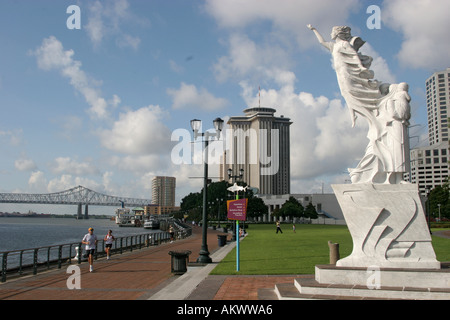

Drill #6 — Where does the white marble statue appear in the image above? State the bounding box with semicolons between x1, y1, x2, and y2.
308;25;439;270
307;25;411;184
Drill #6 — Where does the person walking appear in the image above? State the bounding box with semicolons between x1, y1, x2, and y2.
276;221;283;234
104;230;115;260
169;225;175;243
292;224;296;233
82;227;98;272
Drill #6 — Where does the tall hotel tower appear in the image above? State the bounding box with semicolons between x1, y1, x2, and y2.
426;68;450;145
408;68;449;195
220;107;292;195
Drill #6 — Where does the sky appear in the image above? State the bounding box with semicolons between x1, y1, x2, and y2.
0;0;449;210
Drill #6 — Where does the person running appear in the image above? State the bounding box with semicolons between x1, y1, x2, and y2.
104;230;115;260
82;227;98;272
276;221;283;234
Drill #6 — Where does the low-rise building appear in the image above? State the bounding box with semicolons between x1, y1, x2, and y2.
405;142;449;196
258;193;344;221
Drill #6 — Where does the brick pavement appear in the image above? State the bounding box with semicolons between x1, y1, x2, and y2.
0;226;223;300
212;275;311;300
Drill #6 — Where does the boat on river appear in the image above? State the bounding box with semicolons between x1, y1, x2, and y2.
119;218;142;227
144;219;160;229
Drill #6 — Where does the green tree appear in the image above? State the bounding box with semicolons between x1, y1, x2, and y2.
304;202;318;219
285;196;303;208
246;196;268;219
180;180;268;222
279;202;303;219
278;196;304;219
180;192;201;212
427;179;450;220
272;207;281;219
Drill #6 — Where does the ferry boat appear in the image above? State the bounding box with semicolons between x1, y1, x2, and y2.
144;219;160;229
119;217;142;227
115;207;143;227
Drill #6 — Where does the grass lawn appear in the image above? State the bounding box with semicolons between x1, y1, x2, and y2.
210;224;450;275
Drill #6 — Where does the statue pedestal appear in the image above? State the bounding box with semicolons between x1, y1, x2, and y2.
281;264;450;300
274;183;450;300
332;183;440;269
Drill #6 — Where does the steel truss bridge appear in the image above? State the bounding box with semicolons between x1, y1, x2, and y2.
0;185;152;219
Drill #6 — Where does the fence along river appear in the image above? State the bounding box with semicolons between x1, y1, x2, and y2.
0;217;192;282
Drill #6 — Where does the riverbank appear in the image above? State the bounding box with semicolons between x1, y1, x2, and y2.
0;212;112;219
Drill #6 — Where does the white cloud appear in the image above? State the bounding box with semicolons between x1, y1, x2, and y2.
28;171;47;191
383;0;450;70
52;157;99;176
0;129;23;146
99;105;172;155
167;82;229;111
109;154;168;173
47;175;102;193
204;0;360;48
169;60;185;74
85;0;145;50
33;36;119;119
116;34;141;50
15;158;37;172
213;33;294;85
85;1;104;45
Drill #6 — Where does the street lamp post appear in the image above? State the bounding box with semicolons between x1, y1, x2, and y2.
216;198;223;227
190;117;224;263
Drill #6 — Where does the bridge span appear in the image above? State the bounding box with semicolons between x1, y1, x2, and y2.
0;185;152;219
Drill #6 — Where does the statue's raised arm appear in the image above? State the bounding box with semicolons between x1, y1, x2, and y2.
307;24;332;51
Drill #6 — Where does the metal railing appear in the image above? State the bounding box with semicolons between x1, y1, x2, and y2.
0;229;190;283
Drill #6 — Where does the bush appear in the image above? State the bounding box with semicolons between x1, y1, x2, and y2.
430;222;450;228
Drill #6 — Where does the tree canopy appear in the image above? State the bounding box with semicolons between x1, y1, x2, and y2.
427;178;450;220
179;181;268;222
273;196;304;219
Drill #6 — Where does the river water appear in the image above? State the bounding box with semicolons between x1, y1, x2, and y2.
0;217;159;253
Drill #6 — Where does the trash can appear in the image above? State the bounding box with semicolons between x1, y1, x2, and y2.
217;235;227;247
168;250;191;275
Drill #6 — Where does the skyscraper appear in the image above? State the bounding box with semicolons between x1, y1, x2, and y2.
426;67;450;145
151;176;176;207
407;68;449;195
220;107;292;195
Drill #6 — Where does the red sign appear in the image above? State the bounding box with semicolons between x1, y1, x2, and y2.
227;199;248;221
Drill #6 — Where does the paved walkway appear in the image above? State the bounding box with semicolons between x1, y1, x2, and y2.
0;226;292;300
0;226;228;300
434;229;450;239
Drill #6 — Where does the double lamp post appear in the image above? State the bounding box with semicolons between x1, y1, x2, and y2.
190;117;224;263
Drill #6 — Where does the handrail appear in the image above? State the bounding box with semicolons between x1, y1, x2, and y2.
0;227;191;283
